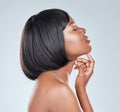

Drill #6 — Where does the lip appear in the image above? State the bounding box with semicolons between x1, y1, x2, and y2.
86;39;90;43
83;35;90;43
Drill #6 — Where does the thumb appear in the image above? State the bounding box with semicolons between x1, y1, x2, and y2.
78;65;84;76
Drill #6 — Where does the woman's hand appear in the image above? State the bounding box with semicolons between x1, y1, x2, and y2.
74;54;95;89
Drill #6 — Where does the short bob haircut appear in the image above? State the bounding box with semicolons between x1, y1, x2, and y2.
20;9;70;80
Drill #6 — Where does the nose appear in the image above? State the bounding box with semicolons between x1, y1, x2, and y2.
80;27;86;34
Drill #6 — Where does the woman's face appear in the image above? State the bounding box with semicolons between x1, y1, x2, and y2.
63;16;91;60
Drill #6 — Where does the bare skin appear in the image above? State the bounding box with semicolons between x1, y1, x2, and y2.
28;17;95;112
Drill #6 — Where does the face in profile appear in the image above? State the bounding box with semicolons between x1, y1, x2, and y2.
63;16;92;60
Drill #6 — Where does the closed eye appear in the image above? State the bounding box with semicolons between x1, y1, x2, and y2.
73;25;78;31
73;28;77;31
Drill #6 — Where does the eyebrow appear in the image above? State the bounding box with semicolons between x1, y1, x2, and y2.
68;21;75;26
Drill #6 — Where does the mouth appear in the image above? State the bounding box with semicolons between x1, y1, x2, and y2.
86;39;90;43
83;35;90;43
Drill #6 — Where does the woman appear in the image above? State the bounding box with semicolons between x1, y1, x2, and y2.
20;9;95;112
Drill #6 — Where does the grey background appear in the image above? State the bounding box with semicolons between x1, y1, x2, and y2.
0;0;120;111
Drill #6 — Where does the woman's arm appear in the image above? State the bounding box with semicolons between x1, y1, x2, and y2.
75;86;93;112
74;54;95;112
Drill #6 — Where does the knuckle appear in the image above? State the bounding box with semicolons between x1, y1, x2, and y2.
92;59;95;64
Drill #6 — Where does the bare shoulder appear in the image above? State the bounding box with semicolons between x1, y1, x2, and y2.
48;83;81;112
28;73;81;112
28;74;67;112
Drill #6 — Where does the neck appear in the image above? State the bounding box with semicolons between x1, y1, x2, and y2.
53;60;75;84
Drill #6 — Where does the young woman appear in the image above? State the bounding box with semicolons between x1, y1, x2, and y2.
20;9;95;112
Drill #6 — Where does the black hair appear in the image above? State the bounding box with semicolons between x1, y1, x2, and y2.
20;9;69;80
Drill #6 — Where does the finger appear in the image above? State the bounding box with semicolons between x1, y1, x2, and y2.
86;62;90;67
86;54;95;69
74;60;86;70
73;65;77;69
77;58;89;64
75;63;85;69
75;60;85;66
76;59;89;68
86;54;95;63
78;65;84;76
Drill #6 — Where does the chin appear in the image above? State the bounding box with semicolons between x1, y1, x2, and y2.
85;46;92;54
88;47;92;53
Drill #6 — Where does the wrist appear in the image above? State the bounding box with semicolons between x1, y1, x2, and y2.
75;85;93;112
75;84;86;92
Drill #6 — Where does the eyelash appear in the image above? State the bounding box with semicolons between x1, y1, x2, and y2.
73;26;77;31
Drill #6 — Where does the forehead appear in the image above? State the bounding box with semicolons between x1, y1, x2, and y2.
69;16;74;22
65;16;75;29
68;16;75;25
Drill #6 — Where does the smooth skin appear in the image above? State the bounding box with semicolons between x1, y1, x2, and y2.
28;17;95;112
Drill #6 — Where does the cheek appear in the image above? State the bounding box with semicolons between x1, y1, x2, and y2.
65;34;81;49
64;34;82;60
